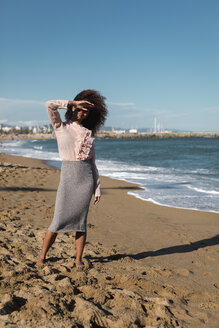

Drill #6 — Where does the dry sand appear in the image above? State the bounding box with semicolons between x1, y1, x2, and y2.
0;153;219;328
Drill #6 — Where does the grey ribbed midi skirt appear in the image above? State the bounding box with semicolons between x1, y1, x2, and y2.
48;160;94;233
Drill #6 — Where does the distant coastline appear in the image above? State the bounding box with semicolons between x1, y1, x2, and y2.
1;131;219;141
96;131;219;139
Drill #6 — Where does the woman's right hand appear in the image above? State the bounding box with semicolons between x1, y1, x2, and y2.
94;196;101;205
68;100;94;112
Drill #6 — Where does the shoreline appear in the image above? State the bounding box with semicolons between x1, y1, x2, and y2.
0;152;219;327
1;150;218;215
128;190;219;214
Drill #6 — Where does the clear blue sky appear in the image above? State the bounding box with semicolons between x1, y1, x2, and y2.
0;0;219;131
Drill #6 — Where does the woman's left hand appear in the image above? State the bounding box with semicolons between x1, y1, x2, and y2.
94;196;101;205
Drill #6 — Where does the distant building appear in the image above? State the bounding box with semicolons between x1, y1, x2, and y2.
2;126;12;132
162;130;173;134
114;129;126;134
32;127;39;134
129;128;138;133
42;125;48;133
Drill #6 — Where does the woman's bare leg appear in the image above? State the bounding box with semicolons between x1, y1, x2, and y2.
36;230;57;266
75;232;86;267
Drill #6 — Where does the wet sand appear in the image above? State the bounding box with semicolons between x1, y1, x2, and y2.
0;153;219;327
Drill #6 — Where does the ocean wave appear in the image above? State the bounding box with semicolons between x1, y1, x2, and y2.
1;140;60;161
2;140;26;147
127;192;219;213
187;185;219;195
33;146;43;150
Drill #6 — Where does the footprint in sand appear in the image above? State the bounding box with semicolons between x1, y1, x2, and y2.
174;268;194;277
191;260;202;267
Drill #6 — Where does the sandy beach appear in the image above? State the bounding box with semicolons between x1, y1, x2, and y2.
0;153;219;327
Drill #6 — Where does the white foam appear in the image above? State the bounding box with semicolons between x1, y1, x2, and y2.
33;146;43;150
1;140;60;161
96;158;219;213
187;185;219;195
127;192;219;213
2;140;25;147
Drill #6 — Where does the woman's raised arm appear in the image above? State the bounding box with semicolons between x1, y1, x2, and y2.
46;100;69;129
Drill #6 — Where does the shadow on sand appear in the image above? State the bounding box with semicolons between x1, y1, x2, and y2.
0;186;55;192
87;234;219;263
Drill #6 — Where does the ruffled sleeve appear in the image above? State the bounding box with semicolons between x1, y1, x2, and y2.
75;125;94;161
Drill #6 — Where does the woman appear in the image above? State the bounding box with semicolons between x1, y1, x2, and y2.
36;89;107;268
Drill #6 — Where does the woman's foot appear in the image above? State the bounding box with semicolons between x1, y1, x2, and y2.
75;260;84;270
35;257;46;267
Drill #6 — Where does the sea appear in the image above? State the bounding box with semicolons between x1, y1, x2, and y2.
1;137;219;213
